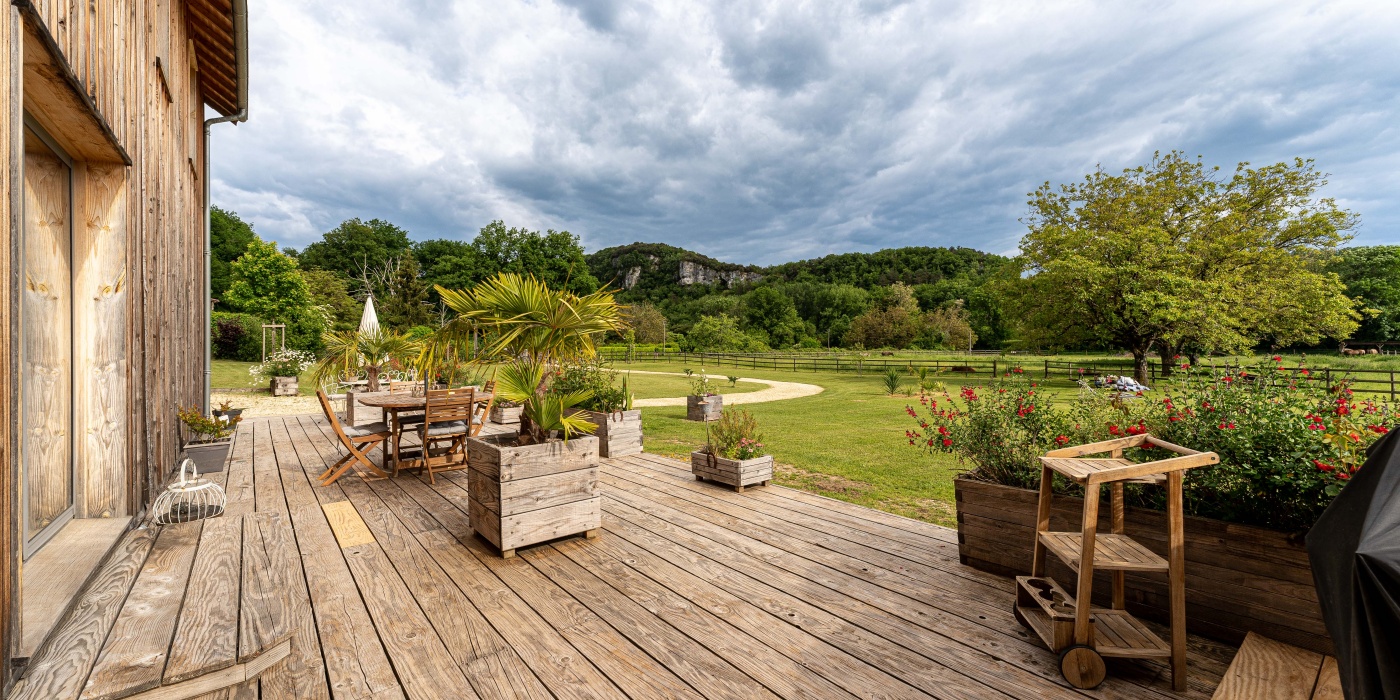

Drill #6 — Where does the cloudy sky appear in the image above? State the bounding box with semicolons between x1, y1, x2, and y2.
209;0;1400;265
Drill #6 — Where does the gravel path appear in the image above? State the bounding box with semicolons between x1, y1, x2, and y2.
215;370;824;418
629;370;823;407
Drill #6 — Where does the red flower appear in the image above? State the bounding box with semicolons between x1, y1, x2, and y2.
1054;435;1070;445
1337;471;1351;481
906;407;917;417
1370;425;1390;434
938;425;949;436
1169;415;1181;422
1315;460;1335;472
1301;369;1311;376
942;438;953;447
1180;363;1191;370
1221;376;1233;384
1272;355;1282;362
1108;425;1121;436
927;438;935;447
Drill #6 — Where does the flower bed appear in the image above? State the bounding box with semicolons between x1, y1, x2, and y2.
909;360;1392;532
910;359;1391;654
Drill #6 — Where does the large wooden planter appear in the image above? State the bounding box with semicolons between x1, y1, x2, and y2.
270;376;298;396
490;404;523;425
954;477;1331;655
691;450;772;492
578;409;642;458
467;434;600;558
686;394;722;421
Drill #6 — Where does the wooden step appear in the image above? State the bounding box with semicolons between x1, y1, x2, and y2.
1039;531;1169;572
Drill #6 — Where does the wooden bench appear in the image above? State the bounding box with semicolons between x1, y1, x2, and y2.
1211;632;1342;700
11;513;295;700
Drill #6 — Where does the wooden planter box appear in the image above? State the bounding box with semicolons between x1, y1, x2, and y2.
270;376;298;396
686;394;722;421
690;450;772;492
576;409;642;458
954;477;1332;655
490;404;523;425
466;434;601;557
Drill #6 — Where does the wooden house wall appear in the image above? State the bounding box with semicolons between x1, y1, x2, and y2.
1;5;15;689
12;0;209;517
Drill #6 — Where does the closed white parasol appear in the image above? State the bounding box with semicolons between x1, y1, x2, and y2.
358;295;380;336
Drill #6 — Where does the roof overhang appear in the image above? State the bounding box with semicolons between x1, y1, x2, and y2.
185;0;247;118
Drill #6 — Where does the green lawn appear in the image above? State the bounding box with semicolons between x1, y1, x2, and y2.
211;359;319;395
621;360;968;527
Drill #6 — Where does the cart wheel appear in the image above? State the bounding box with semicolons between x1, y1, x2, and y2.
1012;604;1028;629
1059;645;1106;689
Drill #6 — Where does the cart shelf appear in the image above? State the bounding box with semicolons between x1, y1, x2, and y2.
1039;531;1169;572
1014;577;1172;660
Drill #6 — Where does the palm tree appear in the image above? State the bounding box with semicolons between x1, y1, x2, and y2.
312;328;420;392
434;273;627;443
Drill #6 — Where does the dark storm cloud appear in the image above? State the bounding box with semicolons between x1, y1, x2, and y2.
209;0;1400;264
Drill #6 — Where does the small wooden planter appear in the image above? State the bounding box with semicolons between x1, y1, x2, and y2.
270;376;298;396
955;477;1332;655
467;434;600;558
691;450;772;492
578;409;642;458
490;404;524;425
686;394;722;421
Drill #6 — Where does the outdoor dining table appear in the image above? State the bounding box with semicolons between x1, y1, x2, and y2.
356;389;493;473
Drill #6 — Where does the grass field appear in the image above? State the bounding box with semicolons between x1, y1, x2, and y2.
619;360;969;526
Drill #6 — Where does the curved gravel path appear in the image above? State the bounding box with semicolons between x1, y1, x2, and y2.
628;370;824;407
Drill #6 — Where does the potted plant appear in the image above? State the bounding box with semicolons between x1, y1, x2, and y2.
211;399;244;421
311;329;420;393
251;349;315;396
178;406;240;473
490;400;524;425
686;372;722;421
434;273;627;557
557;361;641;458
691;408;771;492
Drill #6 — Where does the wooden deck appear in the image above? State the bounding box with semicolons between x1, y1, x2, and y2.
15;415;1237;699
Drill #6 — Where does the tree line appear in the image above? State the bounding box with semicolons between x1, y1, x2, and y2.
210;151;1400;382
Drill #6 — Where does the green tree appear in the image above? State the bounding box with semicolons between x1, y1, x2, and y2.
414;239;488;302
1329;246;1400;341
1011;152;1359;382
301;269;360;332
298;218;413;283
378;254;433;330
741;286;808;348
624;302;668;344
470;221;599;294
210;206;258;301
684;315;768;352
223;239;326;352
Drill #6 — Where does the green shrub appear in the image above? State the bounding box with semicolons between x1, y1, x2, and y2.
210;312;265;361
552;360;629;413
906;360;1394;532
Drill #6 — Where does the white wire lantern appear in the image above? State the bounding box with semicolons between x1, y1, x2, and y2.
153;459;227;525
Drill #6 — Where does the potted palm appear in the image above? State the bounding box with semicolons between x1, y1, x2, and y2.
434;273;627;557
312;329;420;423
686;372;722;421
692;408;771;492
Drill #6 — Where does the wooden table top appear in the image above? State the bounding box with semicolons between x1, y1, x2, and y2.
357;390;492;409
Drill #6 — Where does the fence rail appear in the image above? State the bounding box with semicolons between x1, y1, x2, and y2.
598;349;1400;400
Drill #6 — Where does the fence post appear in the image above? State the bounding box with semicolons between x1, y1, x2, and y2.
1392;371;1395;402
992;360;998;376
1044;360;1049;379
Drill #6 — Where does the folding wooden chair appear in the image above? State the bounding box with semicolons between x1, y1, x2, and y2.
316;390;392;486
472;385;496;437
402;388;474;484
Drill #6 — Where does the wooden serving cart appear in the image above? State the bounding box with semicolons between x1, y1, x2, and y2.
1014;434;1218;691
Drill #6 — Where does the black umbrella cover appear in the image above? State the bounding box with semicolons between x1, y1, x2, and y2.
1307;428;1400;700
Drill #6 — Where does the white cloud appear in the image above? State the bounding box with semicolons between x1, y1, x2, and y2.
209;0;1400;263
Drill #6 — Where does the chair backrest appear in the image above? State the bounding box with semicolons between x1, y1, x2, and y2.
482;379;496;395
317;390;356;448
388;380;416;393
423;387;475;430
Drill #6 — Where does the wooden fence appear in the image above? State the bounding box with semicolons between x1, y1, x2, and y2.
599;349;1400;400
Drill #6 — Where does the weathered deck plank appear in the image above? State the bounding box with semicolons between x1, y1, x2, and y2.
24;415;1234;700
